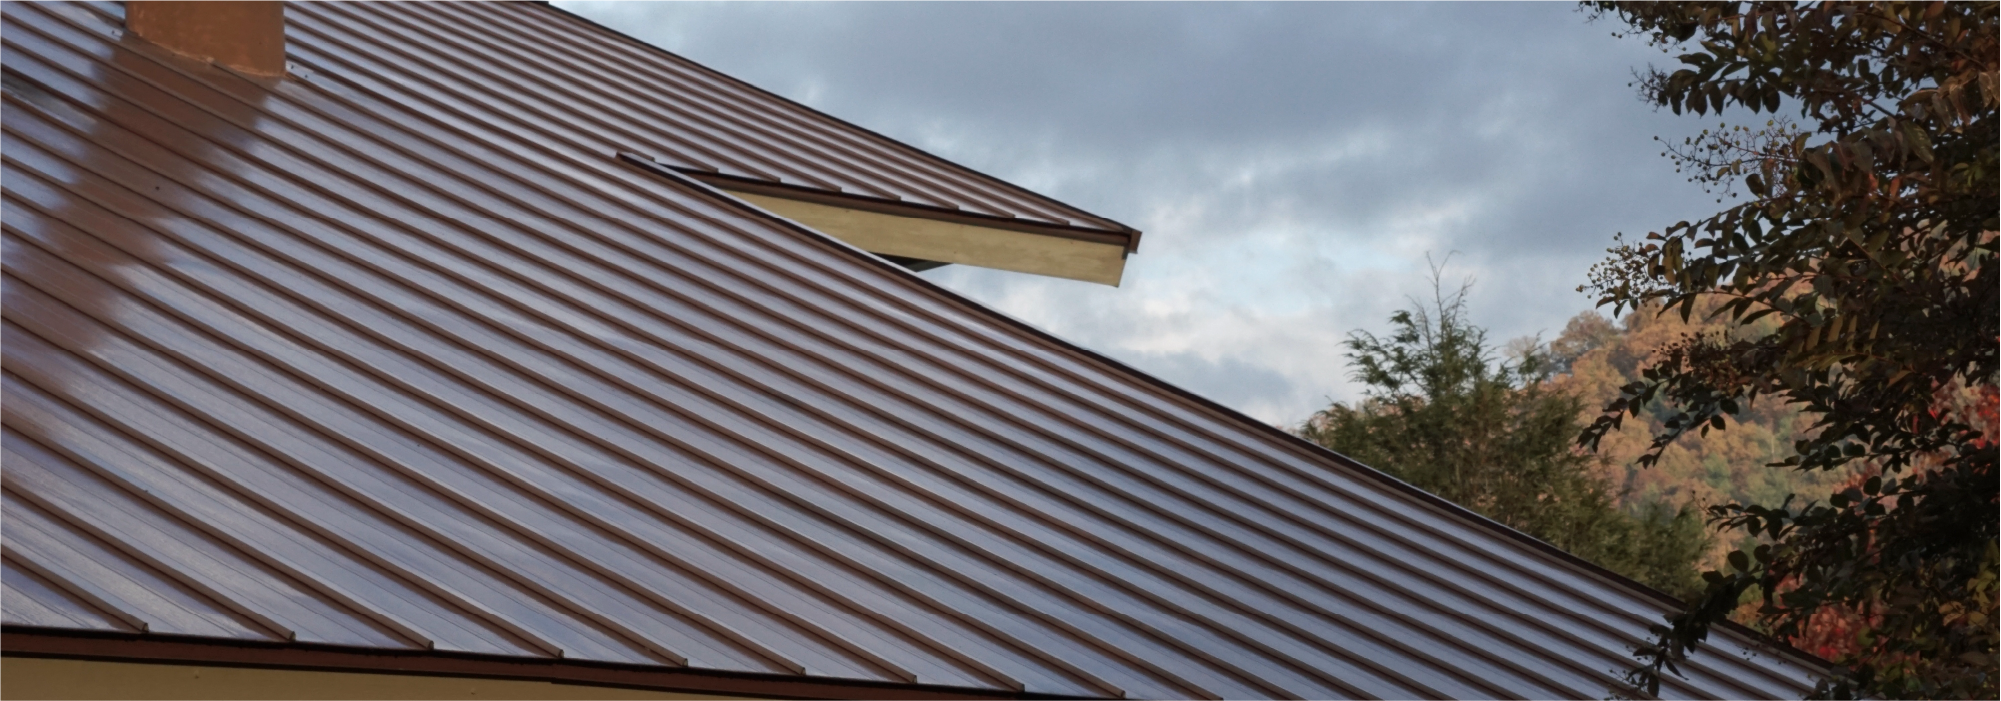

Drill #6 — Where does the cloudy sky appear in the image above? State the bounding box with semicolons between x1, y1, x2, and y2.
559;1;1736;426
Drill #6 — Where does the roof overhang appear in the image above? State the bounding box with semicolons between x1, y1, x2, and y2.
2;656;706;700
722;191;1129;286
0;629;1055;700
619;155;1135;286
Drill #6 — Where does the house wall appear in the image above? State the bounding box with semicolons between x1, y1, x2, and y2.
1;657;724;700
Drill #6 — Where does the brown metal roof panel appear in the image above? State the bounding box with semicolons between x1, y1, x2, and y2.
648;402;1552;696
0;435;387;650
636;216;1816;696
0;176;928;680
349;1;910;201
56;0;1040;224
312;0;884;194
283;5;799;187
0;82;1112;688
471;9;997;197
544;168;1800;696
922;491;1580;696
0;245;588;652
725;414;1532;696
453;1;1119;229
851;454;1565;695
0;157;764;660
0;483;269;642
852;350;1824;696
3;258;848;672
624;202;1832;696
394;324;1184;696
804;304;1648;628
0;554;140;633
411;1;923;199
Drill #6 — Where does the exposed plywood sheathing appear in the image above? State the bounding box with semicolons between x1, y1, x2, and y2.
0;2;1825;698
727;190;1127;286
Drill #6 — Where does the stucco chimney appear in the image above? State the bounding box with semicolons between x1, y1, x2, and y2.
126;2;286;77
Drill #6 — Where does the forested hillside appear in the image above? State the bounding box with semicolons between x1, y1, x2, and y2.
1550;300;1995;575
1549;300;1848;547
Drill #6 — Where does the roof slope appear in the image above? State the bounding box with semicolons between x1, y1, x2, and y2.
1;2;1818;698
377;0;1131;240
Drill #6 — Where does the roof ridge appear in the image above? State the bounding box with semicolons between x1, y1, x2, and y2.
530;1;1142;243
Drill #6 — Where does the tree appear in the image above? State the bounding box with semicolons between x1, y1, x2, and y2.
1549;301;1846;563
1299;272;1709;600
1579;3;1997;698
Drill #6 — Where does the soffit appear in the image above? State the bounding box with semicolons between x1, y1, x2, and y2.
721;191;1127;287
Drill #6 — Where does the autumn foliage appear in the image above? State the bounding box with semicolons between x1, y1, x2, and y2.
1557;294;1997;698
1583;2;1995;697
1550;298;1856;570
1755;379;1998;680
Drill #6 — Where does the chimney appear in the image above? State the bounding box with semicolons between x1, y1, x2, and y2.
126;2;286;77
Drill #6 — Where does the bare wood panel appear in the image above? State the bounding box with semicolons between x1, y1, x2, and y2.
728;191;1128;287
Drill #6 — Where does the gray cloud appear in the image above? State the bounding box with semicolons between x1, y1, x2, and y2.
559;1;1747;424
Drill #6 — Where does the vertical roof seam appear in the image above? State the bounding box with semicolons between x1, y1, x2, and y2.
0;384;440;650
408;0;944;205
0;544;151;634
526;1;1130;228
306;1;843;193
626;167;1801;696
0;39;1016;680
0;481;298;643
0;239;592;660
0;108;884;672
497;3;1021;212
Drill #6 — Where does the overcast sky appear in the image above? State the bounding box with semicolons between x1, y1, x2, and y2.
559;1;1735;426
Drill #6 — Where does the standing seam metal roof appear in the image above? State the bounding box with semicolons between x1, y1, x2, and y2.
1;2;1819;698
340;0;1131;238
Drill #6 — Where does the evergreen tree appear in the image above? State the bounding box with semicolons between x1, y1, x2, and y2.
1299;274;1708;599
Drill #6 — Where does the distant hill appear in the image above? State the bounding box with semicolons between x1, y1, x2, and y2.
1552;296;1994;501
1546;299;1857;567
